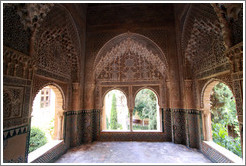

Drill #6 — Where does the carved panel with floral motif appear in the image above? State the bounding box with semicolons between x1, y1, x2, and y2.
3;86;24;120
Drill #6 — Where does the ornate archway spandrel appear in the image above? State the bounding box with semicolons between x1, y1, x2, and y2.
94;33;169;82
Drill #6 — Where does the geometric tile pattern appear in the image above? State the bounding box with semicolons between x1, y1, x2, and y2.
172;109;186;145
66;109;202;146
99;132;167;142
201;142;233;163
30;142;67;163
187;110;200;148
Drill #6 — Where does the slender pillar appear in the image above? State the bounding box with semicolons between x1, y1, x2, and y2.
157;106;160;131
59;116;63;140
129;108;133;132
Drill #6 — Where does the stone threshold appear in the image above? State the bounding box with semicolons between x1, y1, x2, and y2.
28;140;63;163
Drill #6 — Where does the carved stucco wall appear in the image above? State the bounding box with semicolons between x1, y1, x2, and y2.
82;4;190;145
3;5;31;55
181;3;243;156
32;3;86;153
94;33;168;109
84;4;181;110
180;3;240;110
34;5;80;83
3;3;243;163
3;3;84;162
3;6;33;159
3;45;34;162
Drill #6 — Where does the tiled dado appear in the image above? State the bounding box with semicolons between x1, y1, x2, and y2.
99;132;167;142
64;110;100;146
3;125;29;163
65;108;201;147
169;109;201;149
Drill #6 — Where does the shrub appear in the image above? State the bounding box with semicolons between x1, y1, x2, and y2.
133;125;149;130
212;123;242;157
117;124;123;130
29;127;48;153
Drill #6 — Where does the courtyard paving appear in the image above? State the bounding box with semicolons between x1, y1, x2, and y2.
55;141;211;163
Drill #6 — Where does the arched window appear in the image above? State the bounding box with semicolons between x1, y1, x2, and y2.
102;90;130;131
203;82;241;157
29;85;64;155
133;89;160;131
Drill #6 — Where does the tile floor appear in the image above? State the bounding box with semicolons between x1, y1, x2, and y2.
55;141;212;163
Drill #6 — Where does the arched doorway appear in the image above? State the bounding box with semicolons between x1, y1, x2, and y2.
133;89;160;131
202;81;241;157
102;89;130;131
29;84;65;155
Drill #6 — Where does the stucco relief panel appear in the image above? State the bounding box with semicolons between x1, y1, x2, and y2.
3;86;24;120
95;38;165;82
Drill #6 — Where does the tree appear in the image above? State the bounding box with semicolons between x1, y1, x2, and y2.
133;89;157;130
110;93;118;129
106;116;109;129
210;83;239;133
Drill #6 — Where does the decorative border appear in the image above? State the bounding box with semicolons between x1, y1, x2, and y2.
36;69;70;83
195;63;230;79
3;125;28;140
187;109;201;115
64;109;100;116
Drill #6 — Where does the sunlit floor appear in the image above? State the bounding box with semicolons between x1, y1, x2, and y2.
55;141;212;163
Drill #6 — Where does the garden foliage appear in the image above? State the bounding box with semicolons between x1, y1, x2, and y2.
210;83;241;157
29;127;47;153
